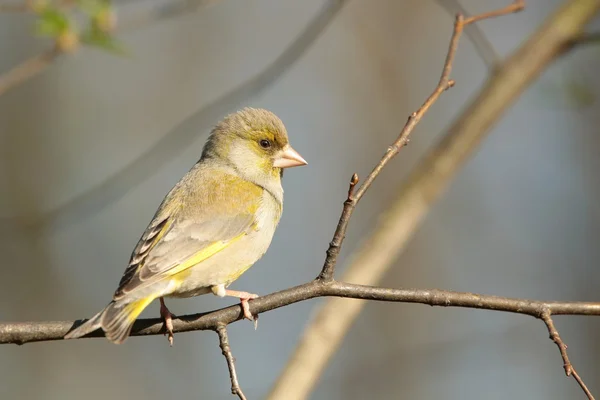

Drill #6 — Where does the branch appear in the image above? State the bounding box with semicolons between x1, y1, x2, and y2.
0;46;62;97
0;0;223;97
269;0;600;399
462;0;524;24
317;0;524;282
541;311;595;400
565;31;600;49
2;281;600;345
576;31;600;44
0;0;337;98
436;0;501;68
216;325;247;400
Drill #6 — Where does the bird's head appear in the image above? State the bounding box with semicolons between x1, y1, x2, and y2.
203;108;307;183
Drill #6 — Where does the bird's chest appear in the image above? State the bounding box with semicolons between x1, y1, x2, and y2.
225;192;281;274
173;192;282;296
251;192;282;251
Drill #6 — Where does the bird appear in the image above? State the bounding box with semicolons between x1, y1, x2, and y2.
64;107;307;345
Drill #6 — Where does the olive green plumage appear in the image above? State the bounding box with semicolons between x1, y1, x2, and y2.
65;108;307;344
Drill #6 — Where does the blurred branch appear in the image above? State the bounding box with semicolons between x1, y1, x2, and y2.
216;325;247;400
116;0;220;32
2;0;347;232
0;0;218;97
0;2;27;11
0;45;61;96
0;0;105;97
269;0;600;399
0;0;334;99
566;31;600;48
541;311;595;400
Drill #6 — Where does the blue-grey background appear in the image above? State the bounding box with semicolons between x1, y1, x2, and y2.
1;0;599;398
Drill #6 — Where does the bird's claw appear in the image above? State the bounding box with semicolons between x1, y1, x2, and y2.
240;295;259;329
159;298;175;347
165;325;174;347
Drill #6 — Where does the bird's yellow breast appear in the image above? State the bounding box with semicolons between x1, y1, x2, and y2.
167;188;282;298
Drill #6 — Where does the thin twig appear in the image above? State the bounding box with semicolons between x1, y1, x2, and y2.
541;311;595;400
463;0;524;24
0;46;62;97
216;325;247;400
318;0;523;282
436;0;501;68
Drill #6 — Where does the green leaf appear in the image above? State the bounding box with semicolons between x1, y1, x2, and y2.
80;26;127;55
35;7;70;37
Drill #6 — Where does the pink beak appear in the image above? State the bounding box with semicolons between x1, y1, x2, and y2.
273;145;308;169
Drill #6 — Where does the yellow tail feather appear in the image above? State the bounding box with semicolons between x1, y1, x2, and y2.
65;297;155;344
103;297;154;344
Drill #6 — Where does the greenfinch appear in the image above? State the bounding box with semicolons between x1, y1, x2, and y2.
65;108;307;345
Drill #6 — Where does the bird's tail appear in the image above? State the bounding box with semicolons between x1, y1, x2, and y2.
64;297;154;344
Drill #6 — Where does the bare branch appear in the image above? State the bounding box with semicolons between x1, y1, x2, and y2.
462;0;524;24
541;311;595;400
216;325;247;400
436;0;501;68
0;46;62;97
2;281;600;345
317;0;524;282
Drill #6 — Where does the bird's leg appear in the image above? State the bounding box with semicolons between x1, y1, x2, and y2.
211;285;259;328
159;297;175;346
225;289;259;322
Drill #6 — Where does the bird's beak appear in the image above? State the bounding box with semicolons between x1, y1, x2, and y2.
273;145;308;169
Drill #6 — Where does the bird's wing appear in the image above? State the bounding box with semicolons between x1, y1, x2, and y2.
114;172;263;300
114;210;256;300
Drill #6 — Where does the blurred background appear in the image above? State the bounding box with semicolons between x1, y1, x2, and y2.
1;0;599;398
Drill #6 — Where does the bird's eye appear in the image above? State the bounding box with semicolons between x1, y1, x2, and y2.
259;139;271;149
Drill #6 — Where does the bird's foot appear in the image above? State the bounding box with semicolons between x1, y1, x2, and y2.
224;289;259;329
159;297;175;346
